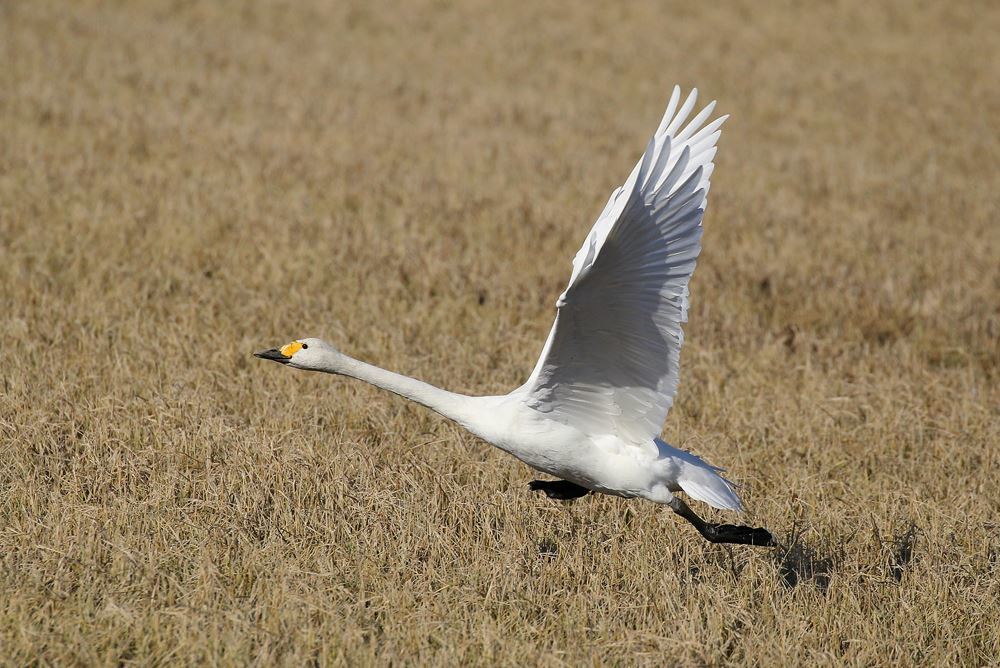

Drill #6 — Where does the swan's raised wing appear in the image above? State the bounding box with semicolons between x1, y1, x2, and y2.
522;87;724;444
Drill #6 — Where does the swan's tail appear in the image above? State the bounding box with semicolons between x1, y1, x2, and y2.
678;464;743;511
656;438;744;511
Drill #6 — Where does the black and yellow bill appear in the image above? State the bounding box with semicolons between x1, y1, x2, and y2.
254;341;302;364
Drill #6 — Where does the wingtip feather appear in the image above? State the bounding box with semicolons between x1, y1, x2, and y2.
656;85;683;136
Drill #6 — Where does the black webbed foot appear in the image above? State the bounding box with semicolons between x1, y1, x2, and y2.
669;496;776;547
529;479;590;500
701;523;776;547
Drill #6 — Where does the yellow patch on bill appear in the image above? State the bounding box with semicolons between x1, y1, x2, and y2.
280;341;303;357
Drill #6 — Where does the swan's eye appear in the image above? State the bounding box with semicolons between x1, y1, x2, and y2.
301;343;309;349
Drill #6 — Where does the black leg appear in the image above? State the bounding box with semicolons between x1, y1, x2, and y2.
529;479;590;500
669;496;776;547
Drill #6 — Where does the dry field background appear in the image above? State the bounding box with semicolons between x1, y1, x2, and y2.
2;0;999;664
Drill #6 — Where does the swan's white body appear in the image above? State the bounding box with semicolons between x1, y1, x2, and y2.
261;87;744;514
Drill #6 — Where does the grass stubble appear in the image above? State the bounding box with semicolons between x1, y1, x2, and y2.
1;0;999;665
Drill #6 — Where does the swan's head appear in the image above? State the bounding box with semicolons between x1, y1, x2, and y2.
254;337;338;371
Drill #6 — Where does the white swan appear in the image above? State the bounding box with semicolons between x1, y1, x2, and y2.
256;86;774;546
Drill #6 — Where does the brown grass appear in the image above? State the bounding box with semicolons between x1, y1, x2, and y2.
2;0;999;664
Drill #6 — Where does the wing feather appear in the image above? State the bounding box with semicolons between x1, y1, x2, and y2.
522;87;725;443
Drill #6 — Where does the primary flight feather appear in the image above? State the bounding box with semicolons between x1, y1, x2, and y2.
256;86;774;547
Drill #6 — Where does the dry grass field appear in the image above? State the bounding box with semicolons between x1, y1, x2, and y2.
3;0;999;664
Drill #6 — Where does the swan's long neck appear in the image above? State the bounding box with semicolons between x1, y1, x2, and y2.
319;352;484;431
